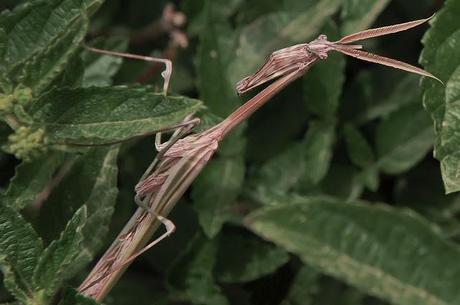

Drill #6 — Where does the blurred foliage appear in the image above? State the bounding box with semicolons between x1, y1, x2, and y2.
1;0;459;305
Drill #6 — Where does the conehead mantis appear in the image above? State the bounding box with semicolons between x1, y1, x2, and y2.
79;16;440;301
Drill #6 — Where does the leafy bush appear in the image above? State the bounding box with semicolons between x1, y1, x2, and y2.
0;0;459;305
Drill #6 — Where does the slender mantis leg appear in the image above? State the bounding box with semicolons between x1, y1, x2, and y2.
134;114;200;242
84;43;200;247
82;44;172;94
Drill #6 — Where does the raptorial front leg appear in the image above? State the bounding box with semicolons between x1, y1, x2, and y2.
137;115;200;184
155;115;200;152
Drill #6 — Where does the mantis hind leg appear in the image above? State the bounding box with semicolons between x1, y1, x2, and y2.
134;193;176;244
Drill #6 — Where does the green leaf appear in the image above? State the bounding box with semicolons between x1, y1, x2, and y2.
17;13;88;96
215;230;289;283
303;21;345;118
376;103;433;174
246;195;460;305
82;36;129;87
0;256;29;304
192;157;245;238
356;166;379;192
0;202;43;286
168;234;229;305
229;0;343;82
344;123;379;191
420;0;460;193
320;165;364;200
281;266;320;305
302;120;335;184
38;147;118;260
32;206;87;300
340;0;391;35
1;152;65;209
27;86;203;145
0;0;89;77
344;124;375;168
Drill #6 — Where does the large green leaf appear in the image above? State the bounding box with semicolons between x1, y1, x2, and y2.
27;86;203;145
1;152;65;209
420;0;460;193
192;157;245;238
0;0;92;77
33;206;86;300
247;195;460;305
376;103;433;174
17;14;88;96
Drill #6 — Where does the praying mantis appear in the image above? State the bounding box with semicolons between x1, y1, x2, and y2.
79;15;440;301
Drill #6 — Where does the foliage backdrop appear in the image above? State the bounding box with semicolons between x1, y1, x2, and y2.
0;0;459;305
